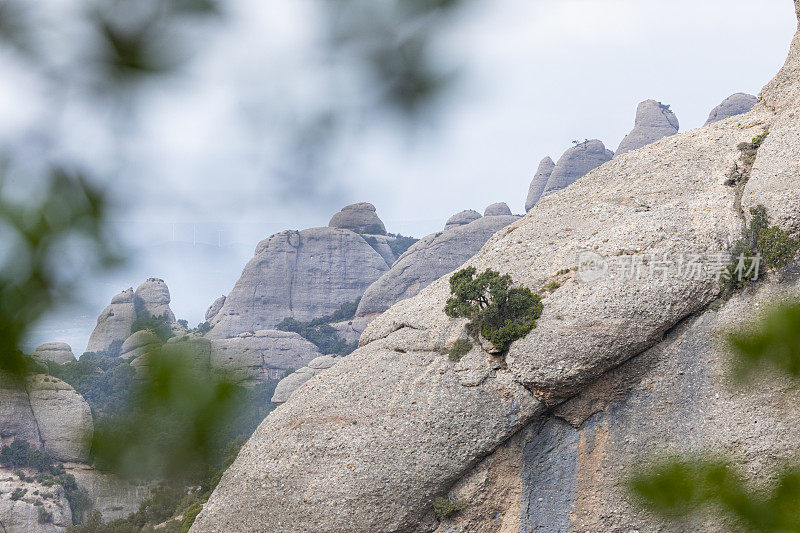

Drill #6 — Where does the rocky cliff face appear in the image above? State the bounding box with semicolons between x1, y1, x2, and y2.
86;279;179;356
614;99;679;157
524;157;555;211
705;92;758;125
541;139;613;198
207;226;391;339
32;343;75;364
0;374;92;463
193;5;800;531
0;471;73;532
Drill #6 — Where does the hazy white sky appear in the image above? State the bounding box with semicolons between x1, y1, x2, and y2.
106;0;798;241
6;0;799;349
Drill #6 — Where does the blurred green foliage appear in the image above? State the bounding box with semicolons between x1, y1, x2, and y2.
445;267;543;353
90;346;243;482
630;299;800;531
0;169;116;378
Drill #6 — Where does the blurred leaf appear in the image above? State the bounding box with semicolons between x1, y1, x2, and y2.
629;456;800;532
726;301;800;382
90;344;246;482
0;167;116;378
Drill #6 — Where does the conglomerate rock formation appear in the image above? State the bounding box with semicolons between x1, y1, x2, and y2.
193;5;800;531
540;139;613;198
207;205;396;339
524;156;555;211
705;92;758;125
356;214;519;317
614;99;679;157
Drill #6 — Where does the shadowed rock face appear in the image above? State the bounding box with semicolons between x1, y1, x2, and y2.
525;156;555;211
615;99;679;157
444;209;482;230
329;202;387;235
33;342;75;364
541;140;613;198
207;227;390;339
356;215;519;317
0;374;93;463
194;6;800;533
484;202;513;216
705;93;758;125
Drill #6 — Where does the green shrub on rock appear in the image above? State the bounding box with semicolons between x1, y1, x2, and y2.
433;497;466;520
444;267;543;353
448;339;471;362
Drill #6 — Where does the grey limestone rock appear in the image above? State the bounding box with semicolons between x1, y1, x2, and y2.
209;330;322;384
85;288;137;355
207;227;390;339
615;99;679;157
0;373;93;463
194;7;800;533
705;92;758;125
444;210;482;230
525;156;555;211
33;342;75;364
119;330;162;361
328;202;387;235
205;296;226;322
484;202;512;216
541;139;613;197
356;215;520;317
270;355;338;403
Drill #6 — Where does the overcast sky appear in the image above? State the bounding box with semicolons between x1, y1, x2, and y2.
6;0;799;349
112;0;798;241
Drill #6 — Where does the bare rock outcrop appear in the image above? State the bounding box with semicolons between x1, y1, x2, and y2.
356;215;519;317
329;202;387;235
705;92;758;125
270;355;339;403
194;5;800;532
483;202;512;216
0;374;92;463
207;228;390;339
205;296;226;322
614;99;679;157
134;278;175;322
443;210;482;230
209;330;322;384
541;139;613;198
86;279;179;356
85;288;137;355
525;156;555;211
119;330;161;360
33;343;75;364
0;470;73;532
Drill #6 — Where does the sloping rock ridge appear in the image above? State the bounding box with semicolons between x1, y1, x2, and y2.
614;99;679;157
194;5;800;532
356;215;520;317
